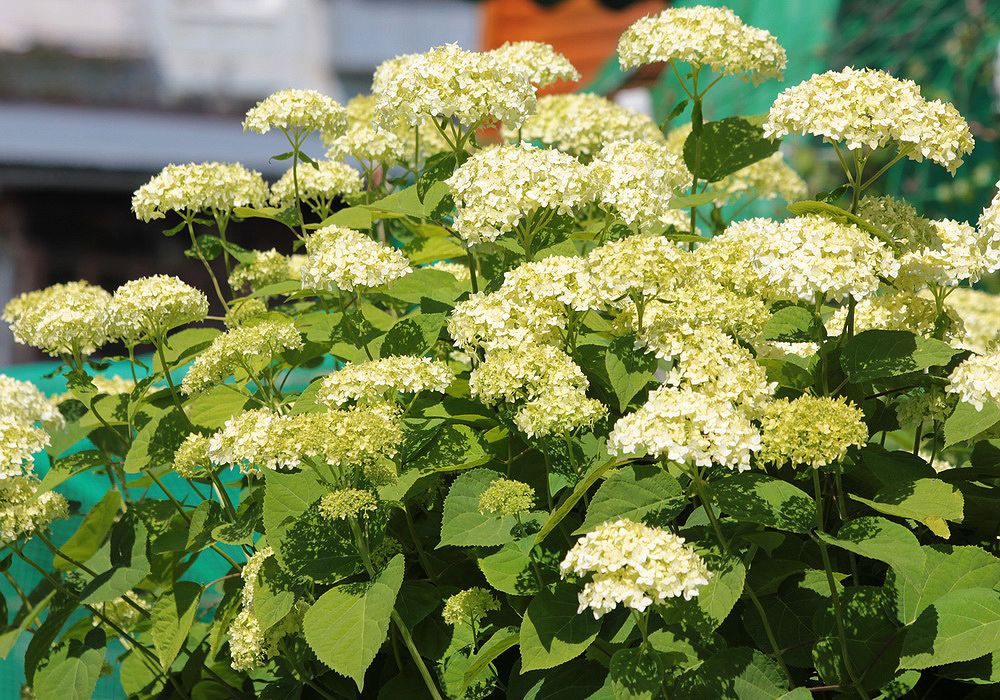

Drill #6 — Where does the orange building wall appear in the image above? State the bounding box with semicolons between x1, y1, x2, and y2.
481;0;667;91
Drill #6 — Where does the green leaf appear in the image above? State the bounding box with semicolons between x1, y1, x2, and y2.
609;646;664;700
671;647;788;699
303;554;404;690
462;626;519;692
375;268;462;305
80;515;151;604
604;336;658;412
155;327;220;372
151;581;201;670
762;305;821;343
124;408;189;473
439;468;521;548
576;464;685;534
696;556;746;628
713;472;817;534
817;516;926;582
787;200;895;246
185;385;249;430
408;424;490;474
535;459;618;545
667;190;718;209
519;584;601;672
33;628;105;700
320;205;372;229
901;588;1000;669
0;591;54;659
890;544;1000;624
851;478;963;538
55;490;121;571
479;537;542;595
840;330;959;384
944;400;1000;448
683;117;780;182
813;586;901;689
254;589;295;632
508;658;607;699
380;313;445;357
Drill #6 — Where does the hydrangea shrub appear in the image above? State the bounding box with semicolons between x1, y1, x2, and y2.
4;6;1000;698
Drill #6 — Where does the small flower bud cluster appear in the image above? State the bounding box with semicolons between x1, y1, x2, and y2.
442;587;500;626
757;396;868;468
318;488;379;520
478;478;535;517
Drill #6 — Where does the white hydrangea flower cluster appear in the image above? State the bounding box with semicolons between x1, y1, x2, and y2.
976;180;1000;273
947;351;1000;411
300;225;412;292
427;261;471;281
897;221;994;291
131;162;268;222
318;488;379;520
587;234;688;306
513;93;665;157
946;287;1000;353
229;250;299;293
618;5;786;82
470;345;605;438
446;143;595;244
207;406;403;474
181;317;303;395
478;478;535;517
826;291;960;340
764;67;974;173
0;413;49;479
639;276;771;341
373;44;535;130
608;386;761;471
758;396;868;468
743;216;900;302
173;433;210;478
498;255;601;313
269;160;363;209
324;94;409;166
107;275;208;344
242;89;347;136
487;41;579;87
318;356;454;406
693;220;778;300
0;374;63;430
561;519;711;619
590;140;690;232
448;288;566;354
3;281;110;357
229;547;277;671
0;475;68;541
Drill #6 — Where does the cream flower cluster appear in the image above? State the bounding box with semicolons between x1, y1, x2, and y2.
447;143;595;244
207;406;402;474
638;276;771;341
976;180;1000;273
324;94;408;165
319;488;379;520
590;140;690;231
225;299;269;328
618;5;786;82
946;352;1000;411
478;478;535;517
0;374;63;429
3;281;110;357
561;519;711;618
470;345;605;438
229;250;300;293
318;356;454;406
131;162;268;222
269;160;363;209
608;386;761;471
107;275;208;343
229;547;277;671
587;234;688;305
300;225;411;292
487;41;579;87
373;44;535;130
0;476;68;541
181;317;303;395
447;289;566;354
946;288;1000;353
442;587;499;626
242;89;347;136
514;93;665;157
499;255;601;313
764;67;974;173
173;433;210;478
757;396;868;468
427;261;471;281
826;291;960;340
0;413;49;479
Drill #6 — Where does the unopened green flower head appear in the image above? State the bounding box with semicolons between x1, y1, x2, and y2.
442;587;499;626
319;488;379;520
590;139;690;232
228;249;296;293
300;225;412;292
618;5;786;82
107;275;208;344
764;67;974;173
269;160;363;209
224;298;269;328
318;355;454;406
0;475;68;541
487;41;579;87
93;593;150;634
758;395;868;468
512;93;665;157
173;433;211;478
608;386;761;471
478;478;535;516
447;143;595;244
243;88;347;137
3;281;110;357
946;351;1000;412
181;316;303;395
561;519;711;618
0;374;63;430
131;162;268;222
373;44;535;130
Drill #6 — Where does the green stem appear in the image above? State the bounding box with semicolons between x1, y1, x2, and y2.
185;217;229;310
155;336;188;417
812;469;870;699
832;472;860;586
